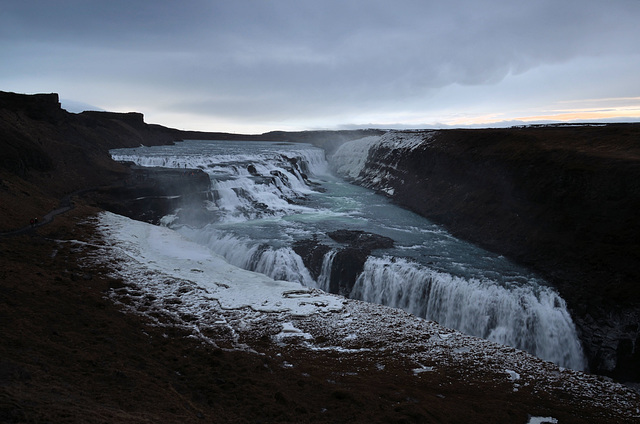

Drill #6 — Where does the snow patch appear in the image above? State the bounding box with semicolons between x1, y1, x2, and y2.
95;211;344;316
274;321;313;341
527;417;558;424
412;363;435;375
506;369;521;381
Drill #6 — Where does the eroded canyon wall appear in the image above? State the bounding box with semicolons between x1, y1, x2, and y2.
330;126;640;381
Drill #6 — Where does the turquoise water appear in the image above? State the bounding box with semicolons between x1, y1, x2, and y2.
111;139;586;370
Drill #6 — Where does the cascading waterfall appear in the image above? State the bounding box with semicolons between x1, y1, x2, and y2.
350;256;585;370
252;247;315;287
110;139;586;370
112;142;327;222
177;225;316;287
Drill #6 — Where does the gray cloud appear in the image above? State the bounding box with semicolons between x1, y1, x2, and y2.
2;0;639;130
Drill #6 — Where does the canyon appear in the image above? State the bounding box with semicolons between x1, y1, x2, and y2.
2;91;639;422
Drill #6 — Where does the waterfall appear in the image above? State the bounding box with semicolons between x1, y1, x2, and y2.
329;135;381;180
178;226;315;287
252;247;315;287
351;256;586;370
113;140;329;223
111;139;587;371
316;249;338;292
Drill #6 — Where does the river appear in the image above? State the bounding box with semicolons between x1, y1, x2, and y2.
111;139;586;370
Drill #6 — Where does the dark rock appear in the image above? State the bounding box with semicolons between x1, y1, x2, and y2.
328;230;394;251
576;308;640;381
0;361;32;384
81;111;145;126
94;166;212;225
292;238;331;280
327;247;370;296
294;230;394;296
0;91;64;123
343;125;640;381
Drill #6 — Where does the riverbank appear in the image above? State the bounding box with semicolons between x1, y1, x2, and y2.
2;203;639;423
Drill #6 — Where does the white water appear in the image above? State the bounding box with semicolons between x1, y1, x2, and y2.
110;138;586;370
352;256;584;370
317;249;338;292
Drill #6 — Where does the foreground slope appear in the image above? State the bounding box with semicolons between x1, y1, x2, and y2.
2;209;639;423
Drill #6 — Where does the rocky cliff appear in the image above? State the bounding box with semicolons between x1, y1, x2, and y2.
0;91;186;230
331;127;640;381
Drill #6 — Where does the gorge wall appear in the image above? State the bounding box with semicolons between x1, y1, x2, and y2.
330;127;640;381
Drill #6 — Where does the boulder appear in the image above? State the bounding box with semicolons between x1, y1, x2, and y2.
294;230;393;296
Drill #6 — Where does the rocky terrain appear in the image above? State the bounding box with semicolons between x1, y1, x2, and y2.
2;91;640;422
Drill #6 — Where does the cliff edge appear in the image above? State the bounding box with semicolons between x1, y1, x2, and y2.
331;127;640;381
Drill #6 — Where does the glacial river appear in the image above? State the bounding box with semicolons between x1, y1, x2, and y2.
111;139;586;370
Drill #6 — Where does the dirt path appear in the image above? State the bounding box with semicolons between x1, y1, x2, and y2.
0;188;95;238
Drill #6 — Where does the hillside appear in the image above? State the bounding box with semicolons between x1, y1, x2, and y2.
1;91;639;422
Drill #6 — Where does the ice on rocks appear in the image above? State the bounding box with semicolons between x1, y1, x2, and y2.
506;369;521;381
274;321;313;341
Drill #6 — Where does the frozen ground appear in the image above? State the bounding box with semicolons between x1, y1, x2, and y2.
87;212;640;420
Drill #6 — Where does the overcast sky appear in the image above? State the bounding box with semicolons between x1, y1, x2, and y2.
2;0;640;133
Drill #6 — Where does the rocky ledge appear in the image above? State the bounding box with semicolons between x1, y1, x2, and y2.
293;230;394;296
91;165;212;225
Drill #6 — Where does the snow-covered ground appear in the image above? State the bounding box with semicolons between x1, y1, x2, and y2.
88;212;640;419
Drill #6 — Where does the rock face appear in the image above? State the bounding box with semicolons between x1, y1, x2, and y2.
0;91;64;123
93;166;212;225
0;91;184;231
294;230;394;296
331;126;640;382
0;91;180;191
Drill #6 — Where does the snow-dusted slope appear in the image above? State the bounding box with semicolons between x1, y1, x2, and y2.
95;212;343;316
87;212;640;420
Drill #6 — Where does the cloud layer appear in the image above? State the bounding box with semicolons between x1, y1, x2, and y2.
2;0;639;132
